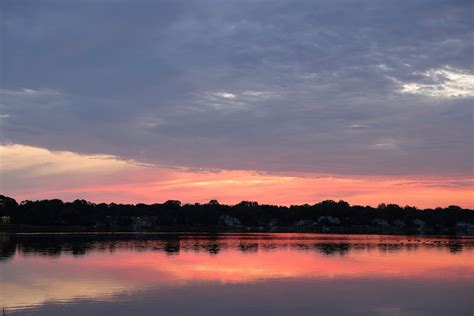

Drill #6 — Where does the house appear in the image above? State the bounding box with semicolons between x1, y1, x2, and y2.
318;216;341;225
413;219;427;233
218;215;241;227
456;222;474;235
131;216;153;230
294;220;315;227
372;219;389;228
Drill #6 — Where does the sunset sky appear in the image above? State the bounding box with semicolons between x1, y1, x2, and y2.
0;0;473;207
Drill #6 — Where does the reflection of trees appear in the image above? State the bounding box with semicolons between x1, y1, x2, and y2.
378;243;404;252
0;232;15;261
0;234;472;259
204;242;221;255
239;243;259;253
313;243;350;256
290;242;351;255
447;241;463;254
164;239;180;255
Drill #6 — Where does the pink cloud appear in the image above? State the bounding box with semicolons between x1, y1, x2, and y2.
1;144;473;208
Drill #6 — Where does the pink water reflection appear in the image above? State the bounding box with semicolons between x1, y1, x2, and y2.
1;233;473;313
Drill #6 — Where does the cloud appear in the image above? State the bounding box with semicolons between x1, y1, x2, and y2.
349;124;369;129
369;139;400;151
214;92;237;99
0;88;60;97
194;90;278;112
0;143;137;180
398;68;474;98
1;144;473;208
0;0;472;178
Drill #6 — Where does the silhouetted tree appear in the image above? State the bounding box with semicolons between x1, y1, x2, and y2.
0;195;472;234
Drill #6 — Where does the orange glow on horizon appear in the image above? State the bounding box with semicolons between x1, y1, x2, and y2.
1;144;473;208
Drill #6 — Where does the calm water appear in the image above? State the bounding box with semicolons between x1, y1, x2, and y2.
0;233;473;315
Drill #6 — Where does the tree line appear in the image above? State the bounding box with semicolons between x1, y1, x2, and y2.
0;195;473;234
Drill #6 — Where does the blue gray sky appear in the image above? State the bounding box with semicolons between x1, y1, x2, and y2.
1;0;473;182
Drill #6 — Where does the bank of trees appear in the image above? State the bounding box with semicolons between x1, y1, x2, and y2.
0;195;472;233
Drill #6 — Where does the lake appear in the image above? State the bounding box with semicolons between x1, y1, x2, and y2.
0;233;473;315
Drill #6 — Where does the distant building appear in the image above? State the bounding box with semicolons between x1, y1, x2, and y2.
267;219;278;228
392;219;405;228
371;219;389;228
1;216;11;224
456;222;474;235
413;219;427;233
219;215;241;227
318;216;341;225
294;220;315;227
131;216;153;230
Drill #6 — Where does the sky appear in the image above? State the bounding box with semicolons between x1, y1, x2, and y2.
0;0;473;207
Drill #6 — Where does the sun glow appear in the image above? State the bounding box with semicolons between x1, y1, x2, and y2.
0;144;472;208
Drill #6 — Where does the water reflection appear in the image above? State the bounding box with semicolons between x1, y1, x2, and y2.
2;233;473;260
0;233;473;315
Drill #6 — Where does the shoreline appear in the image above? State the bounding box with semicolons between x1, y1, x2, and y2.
1;224;472;236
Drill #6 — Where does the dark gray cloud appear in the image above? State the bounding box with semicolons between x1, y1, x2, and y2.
1;0;473;176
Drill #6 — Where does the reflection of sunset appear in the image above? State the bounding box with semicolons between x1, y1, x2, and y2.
1;144;473;208
1;234;473;311
46;242;474;283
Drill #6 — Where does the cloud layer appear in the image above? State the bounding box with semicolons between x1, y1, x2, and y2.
0;1;473;199
1;144;472;208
